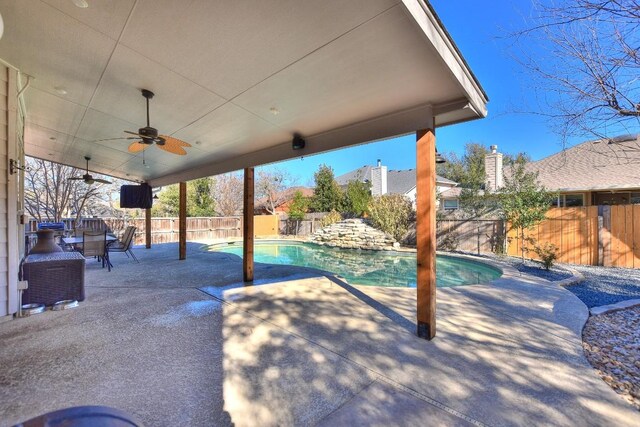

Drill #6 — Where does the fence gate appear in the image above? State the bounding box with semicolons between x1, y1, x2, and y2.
608;205;640;268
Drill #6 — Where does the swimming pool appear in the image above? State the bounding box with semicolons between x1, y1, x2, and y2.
210;241;502;288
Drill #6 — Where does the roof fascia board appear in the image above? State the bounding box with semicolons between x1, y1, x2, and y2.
149;104;435;187
556;185;640;192
400;0;488;118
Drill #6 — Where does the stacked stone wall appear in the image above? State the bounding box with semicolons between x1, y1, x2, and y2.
310;218;399;250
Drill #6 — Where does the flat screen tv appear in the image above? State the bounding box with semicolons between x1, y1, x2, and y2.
120;183;153;209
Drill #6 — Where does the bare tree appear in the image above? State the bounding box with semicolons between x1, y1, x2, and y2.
514;0;640;139
24;157;115;222
213;172;244;216
256;168;296;214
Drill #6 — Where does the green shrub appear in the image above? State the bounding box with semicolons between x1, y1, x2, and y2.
320;210;342;227
368;194;412;242
530;241;558;270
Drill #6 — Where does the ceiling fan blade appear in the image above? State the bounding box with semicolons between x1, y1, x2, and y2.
128;141;151;153
93;137;138;142
157;143;187;155
159;135;192;147
68;177;84;181
124;130;145;137
94;178;112;184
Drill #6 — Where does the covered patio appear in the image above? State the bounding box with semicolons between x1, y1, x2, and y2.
1;243;639;426
0;0;490;337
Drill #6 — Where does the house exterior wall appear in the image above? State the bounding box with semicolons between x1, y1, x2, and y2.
1;65;20;318
552;190;640;207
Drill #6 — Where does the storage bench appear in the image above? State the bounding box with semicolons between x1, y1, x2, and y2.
21;252;86;306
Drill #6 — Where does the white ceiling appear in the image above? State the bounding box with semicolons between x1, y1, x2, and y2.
0;0;488;186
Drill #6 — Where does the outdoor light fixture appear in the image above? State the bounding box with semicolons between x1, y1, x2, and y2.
292;133;305;150
435;148;446;164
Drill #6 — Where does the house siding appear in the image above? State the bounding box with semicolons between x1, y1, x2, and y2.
0;65;20;318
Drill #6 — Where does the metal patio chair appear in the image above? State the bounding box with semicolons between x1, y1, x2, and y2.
108;226;139;263
81;230;110;271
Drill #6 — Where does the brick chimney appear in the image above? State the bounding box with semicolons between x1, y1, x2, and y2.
371;159;387;196
484;145;503;192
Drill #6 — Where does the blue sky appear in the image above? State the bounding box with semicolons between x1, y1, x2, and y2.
257;0;629;186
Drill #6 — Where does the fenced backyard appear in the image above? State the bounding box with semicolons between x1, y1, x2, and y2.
27;205;640;268
507;206;640;268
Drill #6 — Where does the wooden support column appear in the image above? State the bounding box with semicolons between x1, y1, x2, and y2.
416;128;436;340
179;181;187;260
145;208;151;249
243;168;254;282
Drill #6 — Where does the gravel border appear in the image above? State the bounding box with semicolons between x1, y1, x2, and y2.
456;252;640;309
563;264;640;308
457;252;575;282
583;306;640;411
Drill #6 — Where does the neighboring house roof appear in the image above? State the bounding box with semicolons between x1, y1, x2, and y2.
387;169;417;194
440;187;463;198
255;186;314;210
335;165;457;194
526;134;640;192
335;166;373;185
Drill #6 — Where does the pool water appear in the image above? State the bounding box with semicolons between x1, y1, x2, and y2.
211;242;501;288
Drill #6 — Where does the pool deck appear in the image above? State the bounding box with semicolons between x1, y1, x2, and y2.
1;242;639;426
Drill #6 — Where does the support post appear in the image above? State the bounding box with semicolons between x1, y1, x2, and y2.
145;208;151;249
243;168;254;282
416;128;436;340
179;181;187;260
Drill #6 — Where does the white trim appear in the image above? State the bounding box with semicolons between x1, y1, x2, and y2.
400;1;488;118
150;104;435;187
7;68;19;315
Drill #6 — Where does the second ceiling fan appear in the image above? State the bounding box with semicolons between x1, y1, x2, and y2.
102;89;192;156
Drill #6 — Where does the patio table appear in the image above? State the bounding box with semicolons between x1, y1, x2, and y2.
61;235;117;246
62;235;118;269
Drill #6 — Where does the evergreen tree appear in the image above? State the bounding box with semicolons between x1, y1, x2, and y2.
151;177;216;217
311;165;343;212
342;180;371;217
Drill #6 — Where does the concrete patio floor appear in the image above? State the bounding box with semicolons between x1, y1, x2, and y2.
1;242;639;426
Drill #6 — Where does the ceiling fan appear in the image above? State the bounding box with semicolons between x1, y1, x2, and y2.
97;89;191;156
68;156;112;185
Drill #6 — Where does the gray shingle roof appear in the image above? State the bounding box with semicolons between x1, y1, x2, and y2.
335;164;457;194
335;166;373;185
388;169;416;194
526;135;640;191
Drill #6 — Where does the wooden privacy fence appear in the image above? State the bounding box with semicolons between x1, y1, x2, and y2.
507;206;640;268
279;213;327;236
436;219;504;254
28;216;243;245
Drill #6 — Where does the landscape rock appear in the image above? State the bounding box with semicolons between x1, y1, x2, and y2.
309;218;398;251
583;305;640;411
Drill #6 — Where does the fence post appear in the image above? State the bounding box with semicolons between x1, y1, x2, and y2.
600;206;611;266
597;215;604;266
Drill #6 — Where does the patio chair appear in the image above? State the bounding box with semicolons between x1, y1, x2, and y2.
108;226;139;263
81;230;110;271
66;227;92;251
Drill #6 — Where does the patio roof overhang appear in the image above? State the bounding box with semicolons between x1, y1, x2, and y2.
0;0;487;186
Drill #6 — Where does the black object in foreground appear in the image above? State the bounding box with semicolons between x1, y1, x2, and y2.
15;405;144;427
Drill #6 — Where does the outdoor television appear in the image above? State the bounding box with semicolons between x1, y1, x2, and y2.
120;183;153;209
